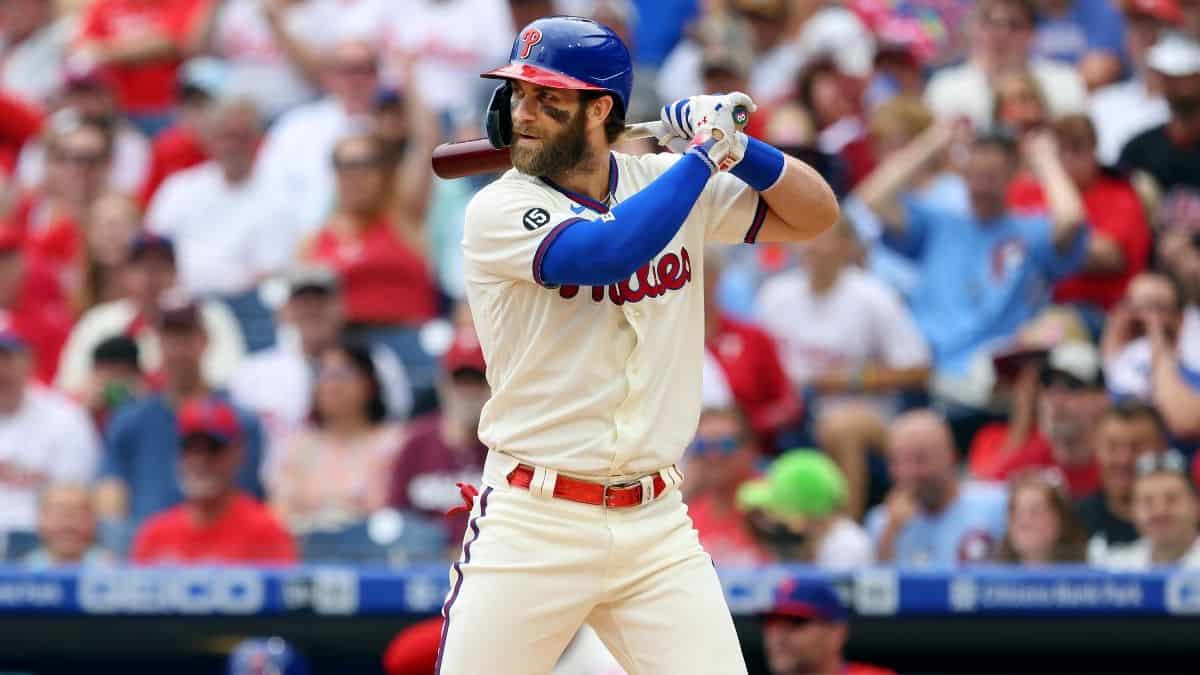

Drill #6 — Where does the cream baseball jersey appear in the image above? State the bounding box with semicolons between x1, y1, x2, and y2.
462;151;768;479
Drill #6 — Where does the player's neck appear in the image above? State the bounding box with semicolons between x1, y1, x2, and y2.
545;147;612;204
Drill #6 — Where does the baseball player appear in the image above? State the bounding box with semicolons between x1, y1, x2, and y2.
441;15;839;675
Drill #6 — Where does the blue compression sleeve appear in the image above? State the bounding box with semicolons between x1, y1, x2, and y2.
538;153;713;287
730;137;786;192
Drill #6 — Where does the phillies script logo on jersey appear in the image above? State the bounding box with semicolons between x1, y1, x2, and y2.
558;247;693;304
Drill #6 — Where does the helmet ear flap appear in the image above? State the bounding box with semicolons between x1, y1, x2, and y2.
485;82;513;149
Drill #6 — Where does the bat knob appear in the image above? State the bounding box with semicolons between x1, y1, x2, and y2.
732;105;750;130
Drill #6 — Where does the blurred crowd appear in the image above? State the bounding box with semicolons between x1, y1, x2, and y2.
1;0;1199;585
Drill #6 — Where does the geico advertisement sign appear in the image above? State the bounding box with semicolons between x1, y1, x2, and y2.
78;569;264;614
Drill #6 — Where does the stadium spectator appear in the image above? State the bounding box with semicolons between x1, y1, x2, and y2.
56;233;246;394
24;482;111;568
1100;449;1200;568
756;218;929;515
705;253;799;453
1090;0;1180;165
793;56;875;188
1079;401;1172;560
759;577;896;675
379;0;514;126
0;0;74;105
96;293;264;533
6;115;113;285
1030;0;1125;89
1102;273;1200;437
969;337;1106;498
1008;114;1152;315
994;469;1088;564
1150;208;1200;436
867;410;1008;567
131;396;295;564
680;407;764;566
659;0;874;107
857;124;1089;417
75;191;139;313
266;339;403;534
738;449;872;571
148;97;293;297
146;96;295;350
990;68;1050;140
190;0;358;121
843;96;968;299
78;335;146;432
255;38;381;236
387;328;489;548
230;266;411;448
303;132;439;327
138;57;220;206
0;321;101;534
15;64;150;195
1119;31;1200;228
924;0;1086;129
71;0;210;136
0;230;71;384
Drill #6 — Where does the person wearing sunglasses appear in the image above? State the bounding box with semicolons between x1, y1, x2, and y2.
759;577;895;675
1099;448;1200;569
131;395;296;564
681;407;766;567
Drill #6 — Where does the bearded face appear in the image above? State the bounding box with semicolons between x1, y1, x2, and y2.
510;101;590;177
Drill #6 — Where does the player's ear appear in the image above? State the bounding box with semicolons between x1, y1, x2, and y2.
588;94;614;127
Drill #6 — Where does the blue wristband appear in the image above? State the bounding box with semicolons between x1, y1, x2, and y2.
730;137;786;191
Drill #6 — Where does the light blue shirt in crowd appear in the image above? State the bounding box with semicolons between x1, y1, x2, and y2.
866;481;1009;569
883;198;1089;376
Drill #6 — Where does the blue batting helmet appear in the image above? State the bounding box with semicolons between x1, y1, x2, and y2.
481;16;633;115
227;638;310;675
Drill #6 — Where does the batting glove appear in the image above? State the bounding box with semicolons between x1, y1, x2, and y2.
659;91;757;150
687;127;749;174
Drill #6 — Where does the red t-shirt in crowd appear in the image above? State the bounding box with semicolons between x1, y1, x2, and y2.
968;424;1101;498
4;191;82;290
706;315;802;453
139;123;208;206
687;493;769;567
131;492;298;564
1;255;71;383
0;93;43;177
309;220;438;326
1007;172;1151;310
77;0;207;114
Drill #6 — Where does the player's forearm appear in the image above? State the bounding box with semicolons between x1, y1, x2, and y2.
757;154;839;241
539;153;712;286
1030;153;1087;252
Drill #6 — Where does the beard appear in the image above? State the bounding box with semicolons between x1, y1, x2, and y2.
510;107;589;177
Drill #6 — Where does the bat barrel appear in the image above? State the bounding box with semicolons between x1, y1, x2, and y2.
431;139;511;179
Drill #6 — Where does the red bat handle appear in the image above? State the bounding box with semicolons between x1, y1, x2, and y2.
431;138;512;179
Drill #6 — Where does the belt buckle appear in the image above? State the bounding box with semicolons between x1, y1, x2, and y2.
602;479;641;508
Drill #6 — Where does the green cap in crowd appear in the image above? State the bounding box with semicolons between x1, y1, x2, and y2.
736;449;847;518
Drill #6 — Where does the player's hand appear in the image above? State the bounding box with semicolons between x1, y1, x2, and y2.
687;126;749;174
659;92;756;148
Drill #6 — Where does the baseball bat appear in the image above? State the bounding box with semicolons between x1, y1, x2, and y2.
431;120;667;180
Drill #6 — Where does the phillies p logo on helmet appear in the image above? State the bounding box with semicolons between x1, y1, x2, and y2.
519;28;542;59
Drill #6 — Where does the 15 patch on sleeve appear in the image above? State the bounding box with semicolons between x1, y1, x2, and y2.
523;208;551;231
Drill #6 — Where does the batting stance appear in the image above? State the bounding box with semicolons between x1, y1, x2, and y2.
439;15;839;675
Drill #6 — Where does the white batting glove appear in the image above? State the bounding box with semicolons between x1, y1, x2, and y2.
687;127;749;174
659;91;757;150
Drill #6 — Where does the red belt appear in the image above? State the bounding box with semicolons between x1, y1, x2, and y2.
507;465;667;508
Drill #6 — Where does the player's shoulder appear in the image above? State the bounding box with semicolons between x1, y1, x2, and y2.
612;150;680;178
466;170;553;214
